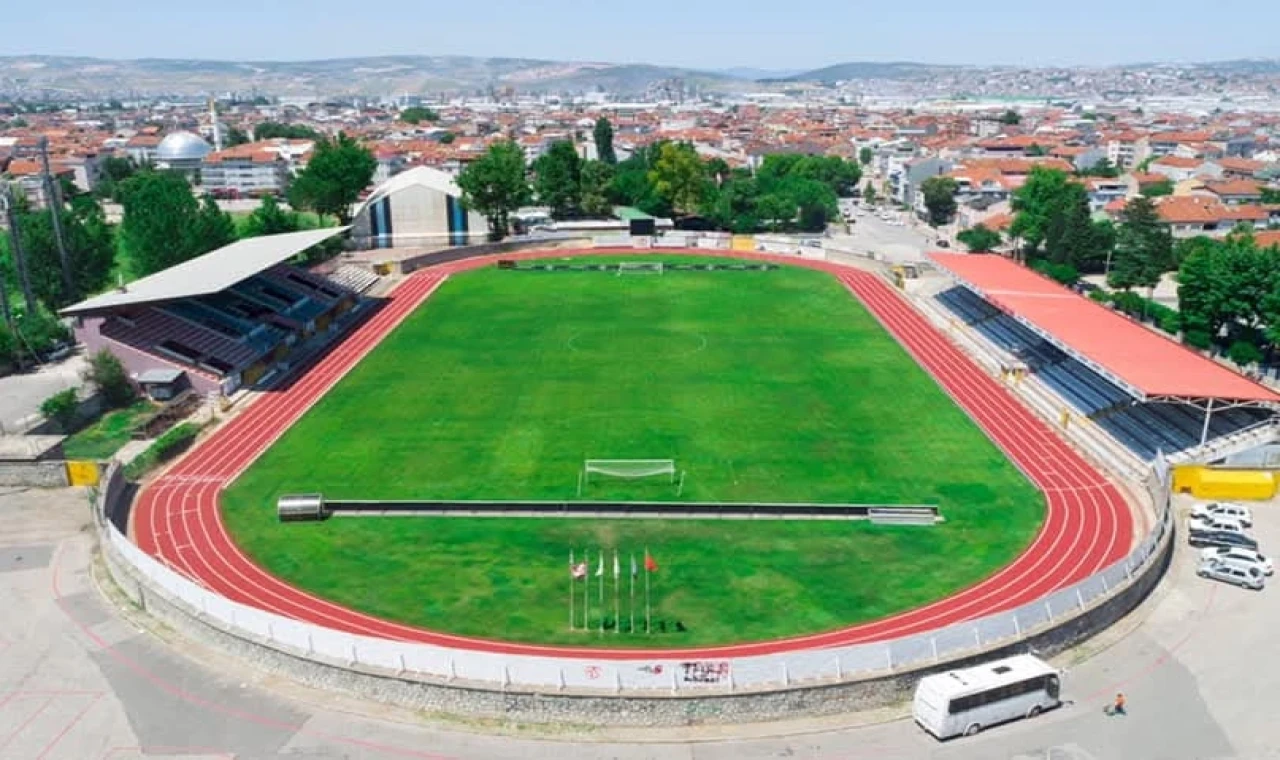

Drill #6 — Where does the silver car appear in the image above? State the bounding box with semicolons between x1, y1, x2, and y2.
1198;558;1266;590
1199;547;1273;575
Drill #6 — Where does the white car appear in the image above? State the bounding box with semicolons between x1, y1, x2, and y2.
1191;502;1253;527
1199;547;1273;575
1198;558;1266;590
1189;515;1249;535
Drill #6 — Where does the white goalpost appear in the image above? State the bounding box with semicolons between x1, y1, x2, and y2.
616;262;664;276
578;459;684;496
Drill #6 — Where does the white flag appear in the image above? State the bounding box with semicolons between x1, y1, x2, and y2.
595;552;604;577
613;549;620;579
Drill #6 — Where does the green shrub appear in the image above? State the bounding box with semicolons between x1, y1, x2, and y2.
1030;259;1079;286
40;388;80;432
1227;340;1263;368
123;421;202;480
1184;330;1214;350
84;349;136;408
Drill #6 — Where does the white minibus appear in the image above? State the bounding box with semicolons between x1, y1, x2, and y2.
913;654;1062;739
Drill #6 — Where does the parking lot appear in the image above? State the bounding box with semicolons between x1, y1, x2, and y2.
827;201;934;264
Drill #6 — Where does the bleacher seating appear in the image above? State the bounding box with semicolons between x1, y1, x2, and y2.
101;307;265;378
934;285;1277;460
327;265;381;295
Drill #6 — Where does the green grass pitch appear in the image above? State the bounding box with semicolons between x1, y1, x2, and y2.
222;257;1043;647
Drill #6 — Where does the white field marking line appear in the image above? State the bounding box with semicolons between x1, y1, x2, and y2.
145;273;447;625
145;255;1131;655
155;273;449;634
827;273;1121;633
849;276;1123;582
175;258;1105;649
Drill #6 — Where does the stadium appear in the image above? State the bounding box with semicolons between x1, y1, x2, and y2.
79;232;1274;712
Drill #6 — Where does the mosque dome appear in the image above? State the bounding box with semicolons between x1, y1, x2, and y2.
155;131;212;163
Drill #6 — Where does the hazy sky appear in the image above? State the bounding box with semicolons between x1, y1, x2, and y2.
5;0;1279;70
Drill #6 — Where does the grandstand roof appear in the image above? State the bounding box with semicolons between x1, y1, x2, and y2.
929;253;1280;403
61;227;348;317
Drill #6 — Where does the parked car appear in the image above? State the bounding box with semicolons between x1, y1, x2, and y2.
936;240;951;248
1198;558;1266;590
1191;502;1253;528
1189;530;1259;551
1188;515;1249;535
1199;547;1273;575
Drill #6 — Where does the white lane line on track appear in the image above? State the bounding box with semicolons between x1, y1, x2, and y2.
139;253;1132;659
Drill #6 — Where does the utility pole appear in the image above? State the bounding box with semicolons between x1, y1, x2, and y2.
0;182;38;315
38;135;75;301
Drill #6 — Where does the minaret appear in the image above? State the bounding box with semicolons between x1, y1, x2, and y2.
209;98;223;151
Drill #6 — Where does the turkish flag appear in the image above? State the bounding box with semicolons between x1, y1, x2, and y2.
644;551;658;573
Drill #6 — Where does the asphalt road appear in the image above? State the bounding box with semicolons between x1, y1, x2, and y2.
0;353;85;434
1;487;1275;759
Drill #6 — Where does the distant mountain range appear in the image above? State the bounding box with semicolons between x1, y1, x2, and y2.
0;55;746;98
1;55;1277;99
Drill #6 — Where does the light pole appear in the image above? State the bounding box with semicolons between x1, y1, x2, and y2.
38;136;75;301
0;182;38;314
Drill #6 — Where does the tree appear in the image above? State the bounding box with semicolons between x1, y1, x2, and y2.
287;132;376;225
920;176;958;227
1077;157;1119;178
40;388;80;432
455;140;531;239
1141;179;1175;198
957;224;1002;252
533;141;583;219
119;171;204;276
649;142;709;216
224;126;250;147
240;194;300;238
1108;197;1173;292
15;198;116;308
579;160;614;218
193;195;237;253
84;348;136;408
859;146;874;166
1011;167;1074;258
999;109;1022;125
254;122;322;141
1026;143;1049;157
593;117;617;164
1261;187;1280;204
863;184;877;205
399;106;439;125
94;155;140;201
439;132;456;145
706;173;761;233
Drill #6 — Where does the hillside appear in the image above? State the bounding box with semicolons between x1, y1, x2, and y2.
0;55;742;98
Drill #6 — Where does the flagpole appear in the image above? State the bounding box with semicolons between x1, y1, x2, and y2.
598;549;605;636
569;548;575;631
630;552;636;635
613;549;620;635
645;546;651;635
583;547;589;631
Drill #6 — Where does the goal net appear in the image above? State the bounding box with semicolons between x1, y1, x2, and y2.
617;262;664;276
578;459;683;496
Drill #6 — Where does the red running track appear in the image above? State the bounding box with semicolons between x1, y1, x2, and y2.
132;249;1133;660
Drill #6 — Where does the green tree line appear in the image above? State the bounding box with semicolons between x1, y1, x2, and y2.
457;120;861;239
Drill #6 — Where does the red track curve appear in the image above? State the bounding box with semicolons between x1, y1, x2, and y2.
132;248;1133;660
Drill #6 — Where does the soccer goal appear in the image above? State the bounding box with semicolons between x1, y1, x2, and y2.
578;459;684;496
617;262;664;276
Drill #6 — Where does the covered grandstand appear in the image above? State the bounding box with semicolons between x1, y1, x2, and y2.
930;253;1280;462
61;228;377;397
